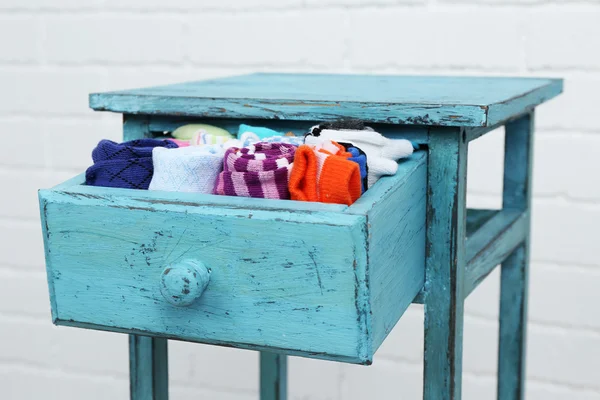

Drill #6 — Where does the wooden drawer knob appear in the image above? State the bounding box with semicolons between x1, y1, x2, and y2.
160;260;210;306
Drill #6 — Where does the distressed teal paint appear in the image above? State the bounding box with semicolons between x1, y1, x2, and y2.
123;114;152;141
347;155;427;351
90;73;562;127
423;128;468;400
129;335;168;400
159;259;211;307
498;113;534;400
260;352;287;400
38;152;427;365
39;192;58;323
503;113;535;211
465;210;528;297
36;74;563;400
465;209;498;235
412;208;510;305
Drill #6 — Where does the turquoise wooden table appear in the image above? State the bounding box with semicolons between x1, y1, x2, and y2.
39;73;562;399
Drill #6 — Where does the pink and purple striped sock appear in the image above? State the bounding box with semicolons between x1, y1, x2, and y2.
213;142;296;200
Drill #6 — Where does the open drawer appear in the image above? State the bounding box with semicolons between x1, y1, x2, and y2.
39;151;427;365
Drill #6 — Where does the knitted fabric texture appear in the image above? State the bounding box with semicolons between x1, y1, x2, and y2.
148;145;225;193
190;131;236;146
172;124;232;141
305;129;413;188
239;131;304;147
213;142;296;200
167;138;190;147
339;143;368;193
237;124;283;140
85;139;178;189
289;141;361;206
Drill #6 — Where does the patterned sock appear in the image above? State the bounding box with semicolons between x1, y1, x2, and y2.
338;143;368;193
239;131;304;147
172;124;232;141
305;129;413;188
289;141;362;206
86;139;178;189
238;124;283;140
148;145;226;193
213;142;296;200
190;131;238;146
167;138;190;147
91;139;177;162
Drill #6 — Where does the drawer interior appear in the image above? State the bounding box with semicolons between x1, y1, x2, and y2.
125;115;431;145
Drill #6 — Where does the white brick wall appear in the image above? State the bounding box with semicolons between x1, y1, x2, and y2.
0;1;597;398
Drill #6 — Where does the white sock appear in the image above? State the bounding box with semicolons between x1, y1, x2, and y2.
149;145;228;194
305;129;413;188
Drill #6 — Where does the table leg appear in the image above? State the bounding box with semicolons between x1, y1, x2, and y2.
260;352;287;400
129;335;169;400
423;128;468;400
498;112;534;400
123;114;152;141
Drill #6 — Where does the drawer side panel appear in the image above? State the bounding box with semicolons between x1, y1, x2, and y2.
367;154;427;352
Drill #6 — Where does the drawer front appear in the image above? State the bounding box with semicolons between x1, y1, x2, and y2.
40;188;371;363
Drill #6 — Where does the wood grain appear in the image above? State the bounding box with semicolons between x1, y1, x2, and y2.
465;209;527;297
498;112;534;400
260;352;287;400
423;128;468;400
129;335;168;400
348;154;427;352
90;73;563;127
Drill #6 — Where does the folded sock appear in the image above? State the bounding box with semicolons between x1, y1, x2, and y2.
172;124;232;141
86;139;178;189
239;131;304;147
305;129;413;188
148;145;226;193
91;138;177;162
190;131;238;147
289;141;361;206
238;124;283;140
214;142;296;200
338;143;368;193
167;138;190;147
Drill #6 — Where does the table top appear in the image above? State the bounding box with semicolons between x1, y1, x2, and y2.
90;73;563;127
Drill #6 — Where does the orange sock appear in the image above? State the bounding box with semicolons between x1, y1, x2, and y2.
289;142;361;206
289;145;318;202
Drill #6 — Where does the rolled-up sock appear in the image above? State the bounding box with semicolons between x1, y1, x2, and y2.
289;141;361;206
149;145;226;193
341;145;368;193
91;139;177;162
305;129;413;188
214;142;296;200
238;124;283;140
190;131;238;147
288;145;318;202
172;124;232;141
239;131;304;147
86;139;177;189
166;138;190;147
